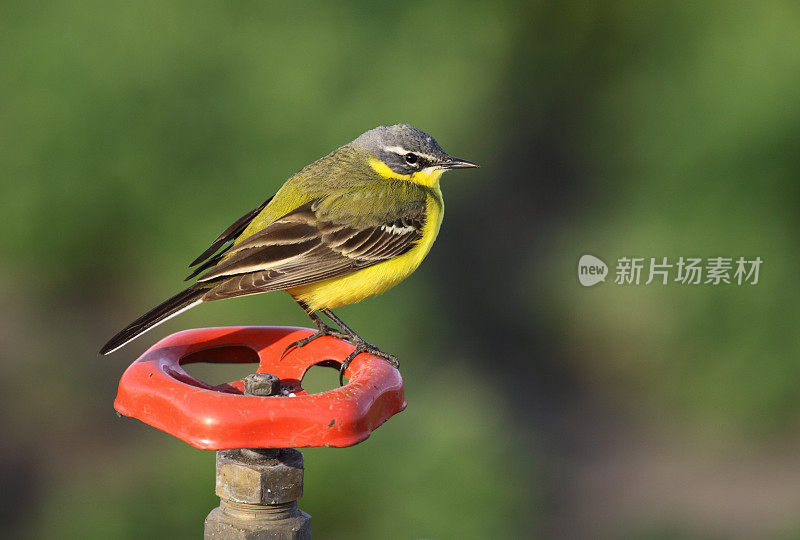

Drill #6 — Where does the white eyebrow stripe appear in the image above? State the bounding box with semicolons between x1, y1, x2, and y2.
382;145;410;155
382;145;440;162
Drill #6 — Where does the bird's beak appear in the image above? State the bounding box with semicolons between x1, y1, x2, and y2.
439;156;480;169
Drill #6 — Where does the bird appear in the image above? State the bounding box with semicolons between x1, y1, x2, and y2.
100;124;478;383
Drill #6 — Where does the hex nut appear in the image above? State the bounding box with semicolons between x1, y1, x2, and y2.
243;373;281;397
204;506;312;539
216;449;304;505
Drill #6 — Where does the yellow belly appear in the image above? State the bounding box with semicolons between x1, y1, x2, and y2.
287;191;443;311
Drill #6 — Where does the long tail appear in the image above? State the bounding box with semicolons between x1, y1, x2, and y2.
99;285;207;355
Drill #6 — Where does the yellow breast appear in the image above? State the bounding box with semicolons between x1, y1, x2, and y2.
287;190;444;311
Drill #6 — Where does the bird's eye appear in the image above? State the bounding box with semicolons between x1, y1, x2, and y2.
404;153;418;165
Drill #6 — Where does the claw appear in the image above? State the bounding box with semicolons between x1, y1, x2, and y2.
281;326;350;359
290;303;400;385
339;349;359;386
338;342;400;386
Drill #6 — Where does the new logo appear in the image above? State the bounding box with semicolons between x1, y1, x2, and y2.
578;254;608;287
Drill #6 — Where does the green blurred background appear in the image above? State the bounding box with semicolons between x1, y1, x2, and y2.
2;1;800;538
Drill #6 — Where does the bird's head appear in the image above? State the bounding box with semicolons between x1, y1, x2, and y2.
353;124;478;188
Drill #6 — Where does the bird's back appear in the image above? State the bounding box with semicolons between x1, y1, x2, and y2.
234;143;432;247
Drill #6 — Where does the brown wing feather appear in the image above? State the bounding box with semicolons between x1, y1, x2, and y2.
188;196;274;269
195;201;425;299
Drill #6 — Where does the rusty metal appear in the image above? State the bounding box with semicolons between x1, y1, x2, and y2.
204;376;312;538
216;448;304;505
205;448;311;539
243;373;281;397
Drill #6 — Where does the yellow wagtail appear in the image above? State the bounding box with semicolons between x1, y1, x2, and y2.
100;124;478;381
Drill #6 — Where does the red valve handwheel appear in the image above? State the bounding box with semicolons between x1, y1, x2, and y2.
114;326;406;450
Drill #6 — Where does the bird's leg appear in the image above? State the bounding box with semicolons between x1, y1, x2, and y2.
320;308;400;385
281;300;350;357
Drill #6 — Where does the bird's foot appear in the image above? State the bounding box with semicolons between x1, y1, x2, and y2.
339;341;399;386
281;323;350;358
